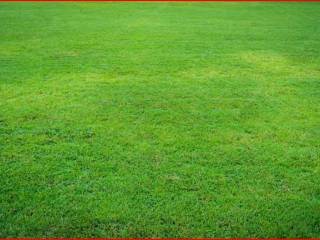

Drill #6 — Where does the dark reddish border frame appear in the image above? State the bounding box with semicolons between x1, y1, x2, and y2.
1;0;320;2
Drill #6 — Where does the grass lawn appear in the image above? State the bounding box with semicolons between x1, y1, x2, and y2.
1;2;320;238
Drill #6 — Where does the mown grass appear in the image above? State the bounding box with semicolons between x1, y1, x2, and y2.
0;2;320;238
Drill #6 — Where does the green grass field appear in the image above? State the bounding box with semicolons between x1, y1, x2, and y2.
1;2;320;237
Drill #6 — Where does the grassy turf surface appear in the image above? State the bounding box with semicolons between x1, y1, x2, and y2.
1;2;320;237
